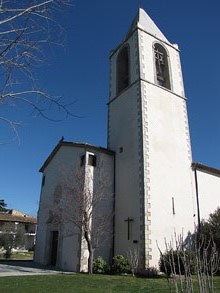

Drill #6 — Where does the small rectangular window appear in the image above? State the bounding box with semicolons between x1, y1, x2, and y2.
42;175;46;187
88;154;96;167
80;155;85;166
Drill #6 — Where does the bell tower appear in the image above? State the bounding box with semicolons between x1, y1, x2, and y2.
108;8;195;268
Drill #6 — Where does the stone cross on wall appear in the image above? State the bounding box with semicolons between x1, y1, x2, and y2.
124;217;133;240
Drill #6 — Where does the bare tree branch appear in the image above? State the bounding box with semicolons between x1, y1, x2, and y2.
49;163;113;274
0;0;74;142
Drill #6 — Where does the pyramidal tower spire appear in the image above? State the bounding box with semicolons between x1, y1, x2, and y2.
108;8;194;269
126;8;169;43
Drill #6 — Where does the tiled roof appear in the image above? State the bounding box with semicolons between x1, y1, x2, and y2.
0;212;37;224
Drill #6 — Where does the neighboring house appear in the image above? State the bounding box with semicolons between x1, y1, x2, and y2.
35;8;220;272
0;209;37;250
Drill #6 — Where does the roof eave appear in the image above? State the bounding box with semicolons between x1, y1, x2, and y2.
39;141;115;173
192;162;220;177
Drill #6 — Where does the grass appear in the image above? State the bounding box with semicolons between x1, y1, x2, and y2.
0;251;33;260
0;274;219;293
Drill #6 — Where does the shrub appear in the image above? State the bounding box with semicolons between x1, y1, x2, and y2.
28;245;35;252
159;249;196;276
4;249;12;259
137;267;159;278
111;255;131;274
93;257;109;274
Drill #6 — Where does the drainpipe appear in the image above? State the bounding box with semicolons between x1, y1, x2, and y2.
112;153;116;259
194;166;201;233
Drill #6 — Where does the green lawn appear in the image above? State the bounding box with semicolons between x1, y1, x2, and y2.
0;251;33;260
0;274;220;293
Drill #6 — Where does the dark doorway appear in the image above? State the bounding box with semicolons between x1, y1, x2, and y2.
50;231;58;266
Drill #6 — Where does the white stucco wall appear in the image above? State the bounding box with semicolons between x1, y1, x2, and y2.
109;84;141;256
35;146;83;269
108;21;196;269
195;169;220;221
138;28;195;267
109;30;146;262
35;144;114;272
145;81;195;266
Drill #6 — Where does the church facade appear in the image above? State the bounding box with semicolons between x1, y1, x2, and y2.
34;8;220;272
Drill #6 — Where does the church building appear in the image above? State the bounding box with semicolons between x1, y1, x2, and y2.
34;8;220;272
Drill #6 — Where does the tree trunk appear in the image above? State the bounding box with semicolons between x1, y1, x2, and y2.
84;231;94;274
88;247;95;274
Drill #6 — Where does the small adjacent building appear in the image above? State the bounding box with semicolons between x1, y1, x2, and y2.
191;163;220;226
0;209;37;250
34;142;114;272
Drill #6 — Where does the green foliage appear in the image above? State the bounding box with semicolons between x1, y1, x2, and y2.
185;207;220;274
200;207;220;250
0;222;26;258
137;267;159;278
93;257;109;274
159;249;196;276
0;251;33;260
28;245;35;252
0;200;8;212
111;255;131;274
0;274;219;292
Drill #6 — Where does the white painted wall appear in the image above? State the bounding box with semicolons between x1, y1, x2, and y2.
195;170;220;221
145;81;195;266
108;83;142;256
35;146;83;268
108;15;196;269
138;28;195;266
35;144;114;272
109;28;144;259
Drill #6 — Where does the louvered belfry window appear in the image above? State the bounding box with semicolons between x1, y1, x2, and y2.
154;43;171;90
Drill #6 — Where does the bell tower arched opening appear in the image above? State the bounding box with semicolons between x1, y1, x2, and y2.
116;45;130;94
154;43;171;90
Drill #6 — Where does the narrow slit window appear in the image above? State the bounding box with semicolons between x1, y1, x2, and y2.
80;155;85;166
172;197;175;215
54;185;62;205
42;175;46;187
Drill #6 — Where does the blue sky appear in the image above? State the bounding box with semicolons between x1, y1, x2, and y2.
0;0;219;216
